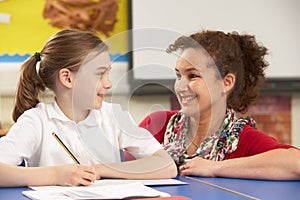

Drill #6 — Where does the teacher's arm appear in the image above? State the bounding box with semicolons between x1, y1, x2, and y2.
181;148;300;180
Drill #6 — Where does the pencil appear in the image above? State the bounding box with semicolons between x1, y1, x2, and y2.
52;132;80;164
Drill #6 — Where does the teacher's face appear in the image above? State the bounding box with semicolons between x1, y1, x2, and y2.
174;48;223;119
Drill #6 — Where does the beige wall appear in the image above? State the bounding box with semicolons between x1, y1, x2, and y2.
0;95;15;125
105;94;172;124
292;93;300;148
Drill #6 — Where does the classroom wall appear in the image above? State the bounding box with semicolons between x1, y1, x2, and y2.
292;94;300;147
1;90;300;148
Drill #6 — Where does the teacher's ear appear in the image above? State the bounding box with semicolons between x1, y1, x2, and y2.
58;68;75;89
223;73;235;93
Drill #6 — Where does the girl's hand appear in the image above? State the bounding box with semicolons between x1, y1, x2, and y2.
53;164;96;186
179;157;217;177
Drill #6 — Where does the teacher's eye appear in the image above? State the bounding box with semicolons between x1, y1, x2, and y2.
188;74;201;79
175;73;182;79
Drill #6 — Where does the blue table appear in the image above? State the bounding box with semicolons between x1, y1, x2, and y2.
186;176;300;200
0;187;30;200
153;176;248;199
0;176;247;200
1;176;299;200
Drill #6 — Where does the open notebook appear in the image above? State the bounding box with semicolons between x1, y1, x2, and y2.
22;179;187;199
22;182;169;199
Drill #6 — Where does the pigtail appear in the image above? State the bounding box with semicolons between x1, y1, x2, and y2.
230;33;269;113
12;55;45;122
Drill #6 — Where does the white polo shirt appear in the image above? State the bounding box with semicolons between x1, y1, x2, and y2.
0;101;161;167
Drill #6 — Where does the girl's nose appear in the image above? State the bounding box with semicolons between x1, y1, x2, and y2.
103;75;112;89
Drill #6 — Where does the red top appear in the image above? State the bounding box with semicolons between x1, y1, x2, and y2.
139;110;296;159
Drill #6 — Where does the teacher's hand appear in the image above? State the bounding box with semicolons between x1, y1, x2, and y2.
179;157;217;177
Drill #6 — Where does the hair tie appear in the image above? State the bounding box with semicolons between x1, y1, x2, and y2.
34;52;41;61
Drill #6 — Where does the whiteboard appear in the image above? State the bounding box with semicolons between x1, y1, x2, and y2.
129;0;300;81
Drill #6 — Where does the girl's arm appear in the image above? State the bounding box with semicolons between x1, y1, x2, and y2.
94;148;177;179
0;163;96;187
180;148;300;180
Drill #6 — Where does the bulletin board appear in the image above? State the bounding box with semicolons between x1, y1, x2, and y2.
0;0;128;62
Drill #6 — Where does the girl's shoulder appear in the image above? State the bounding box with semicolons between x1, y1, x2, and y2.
19;102;48;119
17;102;61;125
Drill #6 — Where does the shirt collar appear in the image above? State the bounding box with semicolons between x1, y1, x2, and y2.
78;110;100;127
46;100;100;127
46;101;72;122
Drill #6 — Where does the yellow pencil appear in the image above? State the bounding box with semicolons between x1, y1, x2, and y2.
52;132;80;164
